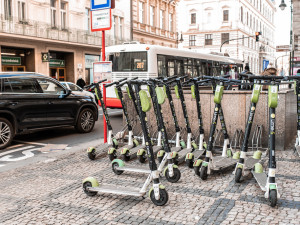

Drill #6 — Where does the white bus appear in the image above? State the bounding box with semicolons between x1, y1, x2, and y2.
103;43;243;108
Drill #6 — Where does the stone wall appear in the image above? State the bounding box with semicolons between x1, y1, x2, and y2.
123;87;297;150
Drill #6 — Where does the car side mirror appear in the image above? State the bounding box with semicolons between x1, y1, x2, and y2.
60;88;72;98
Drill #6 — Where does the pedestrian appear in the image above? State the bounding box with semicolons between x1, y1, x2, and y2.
239;65;252;90
76;75;86;89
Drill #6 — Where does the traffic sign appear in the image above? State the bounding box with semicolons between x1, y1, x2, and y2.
276;45;291;52
263;59;269;70
91;9;112;32
91;0;111;11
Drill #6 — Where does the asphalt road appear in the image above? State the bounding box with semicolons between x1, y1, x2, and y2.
0;108;123;172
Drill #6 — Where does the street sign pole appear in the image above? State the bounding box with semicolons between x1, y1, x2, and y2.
102;30;107;143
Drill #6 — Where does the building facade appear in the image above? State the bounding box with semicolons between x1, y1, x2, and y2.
132;0;178;48
178;0;276;74
0;0;130;83
293;0;300;74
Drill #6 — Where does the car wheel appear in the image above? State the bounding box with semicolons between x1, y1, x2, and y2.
0;118;14;150
76;108;95;133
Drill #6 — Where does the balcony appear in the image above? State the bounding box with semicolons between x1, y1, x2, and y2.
0;15;102;46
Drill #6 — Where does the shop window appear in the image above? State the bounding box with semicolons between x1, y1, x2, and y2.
205;34;212;45
18;1;26;22
51;0;57;28
189;35;196;46
4;0;12;20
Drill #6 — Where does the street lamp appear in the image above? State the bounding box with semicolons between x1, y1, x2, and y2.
279;0;293;75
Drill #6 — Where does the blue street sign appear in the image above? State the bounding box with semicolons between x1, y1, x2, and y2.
263;59;269;70
91;0;111;11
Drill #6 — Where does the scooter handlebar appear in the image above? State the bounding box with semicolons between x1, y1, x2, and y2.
105;78;127;88
97;79;108;84
247;75;284;81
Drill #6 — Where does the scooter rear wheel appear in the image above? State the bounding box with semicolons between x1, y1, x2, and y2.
150;188;169;206
83;182;97;197
200;166;208;180
112;162;124;175
165;168;181;183
138;152;147;163
88;149;96;160
185;157;194;169
121;151;131;161
172;155;179;165
194;166;200;176
235;168;242;183
269;190;277;207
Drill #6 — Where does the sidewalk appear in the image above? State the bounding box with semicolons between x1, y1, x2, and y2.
0;147;299;225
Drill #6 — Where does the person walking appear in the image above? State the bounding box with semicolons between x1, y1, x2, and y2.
239;65;252;90
76;75;86;89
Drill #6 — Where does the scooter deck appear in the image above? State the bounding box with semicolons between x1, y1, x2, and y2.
193;150;206;160
177;148;193;164
211;156;238;171
118;165;151;174
96;143;113;156
252;172;267;191
120;145;145;160
171;146;182;152
244;157;260;170
153;146;163;155
89;185;143;196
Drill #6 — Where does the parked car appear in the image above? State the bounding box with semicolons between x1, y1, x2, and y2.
0;72;99;149
61;81;96;103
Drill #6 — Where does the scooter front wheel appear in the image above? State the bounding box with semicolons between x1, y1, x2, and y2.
150;188;169;206
112;162;124;175
138;152;147;163
165;168;181;183
235;168;242;183
200;166;208;180
121;151;131;162
88;149;96;160
185;157;194;169
269;190;277;207
194;166;200;176
83;182;97;197
108;151;117;161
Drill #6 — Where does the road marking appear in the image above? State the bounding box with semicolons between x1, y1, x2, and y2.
0;148;39;162
0;145;34;157
15;140;48;146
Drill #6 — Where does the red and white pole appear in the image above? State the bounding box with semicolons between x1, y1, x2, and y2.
102;30;107;143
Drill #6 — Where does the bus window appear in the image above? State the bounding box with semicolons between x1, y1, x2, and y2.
168;60;175;77
193;66;198;77
109;52;147;72
157;55;166;77
175;60;183;75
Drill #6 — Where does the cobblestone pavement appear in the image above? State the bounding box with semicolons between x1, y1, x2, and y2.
0;147;300;225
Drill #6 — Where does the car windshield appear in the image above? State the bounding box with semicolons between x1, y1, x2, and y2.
68;83;82;91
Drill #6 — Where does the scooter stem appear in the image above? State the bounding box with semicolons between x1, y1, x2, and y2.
175;131;180;147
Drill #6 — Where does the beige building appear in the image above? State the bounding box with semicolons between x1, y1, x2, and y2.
132;0;178;48
0;0;130;83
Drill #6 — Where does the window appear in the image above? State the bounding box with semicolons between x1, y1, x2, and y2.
119;17;123;40
139;2;144;23
109;52;148;72
240;7;243;23
150;6;155;26
4;0;12;20
18;1;26;22
205;34;212;45
169;14;173;32
2;78;41;93
51;0;57;27
157;55;166;77
85;8;90;31
37;79;65;95
113;16;117;39
67;83;81;92
223;10;229;22
191;13;196;24
221;33;229;45
60;2;67;29
160;10;165;29
189;35;196;46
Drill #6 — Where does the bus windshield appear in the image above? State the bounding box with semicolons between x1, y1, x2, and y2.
109;52;148;72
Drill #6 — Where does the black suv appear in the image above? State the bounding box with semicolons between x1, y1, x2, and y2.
0;73;98;149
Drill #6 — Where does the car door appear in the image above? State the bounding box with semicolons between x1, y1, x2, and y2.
1;77;48;129
36;78;79;126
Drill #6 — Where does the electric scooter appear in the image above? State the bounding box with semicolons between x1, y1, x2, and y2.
83;79;169;206
110;79;181;183
85;79;119;160
248;75;284;207
167;76;198;167
234;74;263;183
284;76;300;157
196;76;241;180
105;78;140;161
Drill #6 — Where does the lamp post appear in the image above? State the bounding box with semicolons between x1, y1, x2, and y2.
279;0;293;75
176;32;184;48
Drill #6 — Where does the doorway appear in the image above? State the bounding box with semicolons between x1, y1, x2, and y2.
50;68;66;81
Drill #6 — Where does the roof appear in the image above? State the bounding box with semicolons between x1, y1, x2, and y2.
0;72;47;78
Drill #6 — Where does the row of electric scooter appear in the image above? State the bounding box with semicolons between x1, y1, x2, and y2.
82;74;300;207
